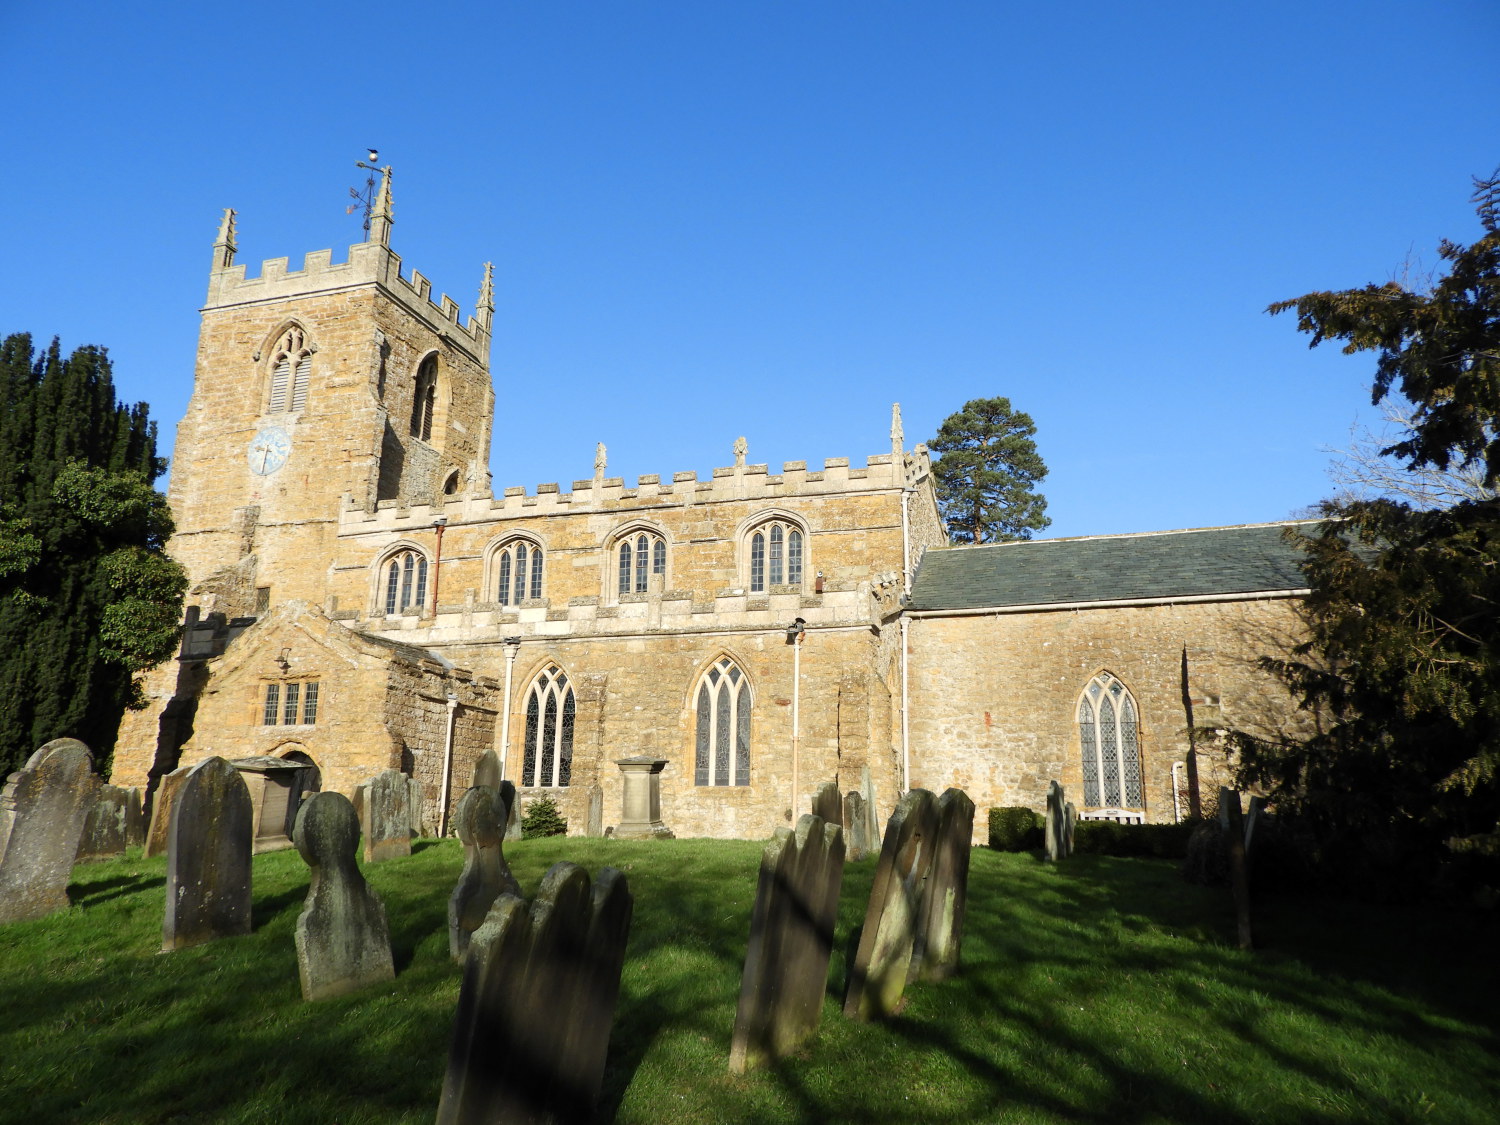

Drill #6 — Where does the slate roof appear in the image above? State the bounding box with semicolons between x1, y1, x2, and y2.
908;521;1315;612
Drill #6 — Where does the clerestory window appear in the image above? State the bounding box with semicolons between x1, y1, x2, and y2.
616;531;666;596
495;540;544;606
383;549;429;615
695;657;751;786
522;665;574;788
1078;672;1143;809
747;518;805;592
268;327;313;413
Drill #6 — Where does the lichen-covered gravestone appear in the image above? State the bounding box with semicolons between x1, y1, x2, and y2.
811;780;842;826
844;788;940;1020
730;813;845;1073
472;749;501;791
1044;780;1071;861
844;790;871;861
448;784;521;961
76;784;132;863
437;862;633;1125
586;784;604;837
124;786;145;848
910;788;975;982
0;738;100;924
361;768;413;862
408;776;426;837
293;791;395;1000
144;765;192;859
162;756;254;952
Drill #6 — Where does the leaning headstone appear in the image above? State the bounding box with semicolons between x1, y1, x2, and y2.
361;768;413;863
472;749;501;791
448;785;521;961
1044;781;1069;862
437;862;633;1125
144;765;192;859
811;780;842;826
586;784;604;838
730;814;844;1073
162;756;253;952
844;791;871;861
293;791;395;1000
1220;787;1253;950
0;739;100;924
503;784;522;842
76;784;131;863
910;788;975;982
844;788;940;1020
124;786;145;848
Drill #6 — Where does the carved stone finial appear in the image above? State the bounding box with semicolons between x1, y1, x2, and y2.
733;436;748;468
212;208;238;271
594;442;607;475
370;166;394;247
890;403;904;455
476;262;494;334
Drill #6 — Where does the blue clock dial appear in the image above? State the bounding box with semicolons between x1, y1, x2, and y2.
247;427;292;475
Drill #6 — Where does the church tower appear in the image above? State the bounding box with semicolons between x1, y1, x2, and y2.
166;168;495;615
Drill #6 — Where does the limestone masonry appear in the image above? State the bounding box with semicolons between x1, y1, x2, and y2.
111;170;1309;841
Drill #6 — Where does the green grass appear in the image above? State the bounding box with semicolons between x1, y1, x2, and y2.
2;839;1496;1124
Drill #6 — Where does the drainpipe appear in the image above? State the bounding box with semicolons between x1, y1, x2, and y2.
787;618;806;819
901;615;911;793
438;689;458;836
1171;761;1185;824
429;515;448;617
499;637;520;780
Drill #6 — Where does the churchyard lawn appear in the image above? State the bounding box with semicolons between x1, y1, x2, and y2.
2;839;1495;1124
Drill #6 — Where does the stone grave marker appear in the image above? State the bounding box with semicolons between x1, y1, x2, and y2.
844;790;871;860
0;738;100;924
437;862;633;1125
1065;800;1077;854
124;786;145;847
730;813;845;1073
1044;781;1071;861
144;766;192;859
843;788;939;1020
361;768;413;862
448;784;521;961
586;784;604;837
293;791;396;1000
860;765;879;847
811;780;842;826
503;786;522;842
1244;795;1268;873
162;756;253;952
472;749;501;791
910;787;975;982
231;756;312;853
76;783;132;863
1220;787;1253;950
408;776;426;837
614;756;673;839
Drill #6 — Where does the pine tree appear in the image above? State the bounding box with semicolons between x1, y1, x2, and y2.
0;334;186;775
928;397;1050;543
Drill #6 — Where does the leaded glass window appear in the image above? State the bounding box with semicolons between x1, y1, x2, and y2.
747;519;807;592
494;540;543;606
411;355;437;441
694;657;751;786
267;327;312;413
383;550;428;614
521;665;574;787
615;530;666;596
263;683;280;725
302;681;319;725
1078;673;1143;808
283;682;301;726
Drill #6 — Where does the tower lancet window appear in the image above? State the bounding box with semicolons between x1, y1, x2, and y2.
411;355;438;442
267;327;313;414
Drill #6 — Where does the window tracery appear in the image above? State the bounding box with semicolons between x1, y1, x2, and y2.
747;517;805;592
383;549;428;615
614;529;666;595
695;657;751;786
522;664;574;788
1078;672;1143;808
267;326;312;413
494;539;544;606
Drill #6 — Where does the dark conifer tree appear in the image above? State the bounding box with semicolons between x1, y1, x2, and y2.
928;396;1050;543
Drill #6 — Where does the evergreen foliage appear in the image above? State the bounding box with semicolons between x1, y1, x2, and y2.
0;334;185;776
520;794;569;839
928;397;1050;543
987;806;1042;851
1237;172;1500;890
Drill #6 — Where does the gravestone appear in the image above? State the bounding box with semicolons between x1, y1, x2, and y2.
911;788;975;982
844;791;871;861
231;756;312;853
408;776;426;837
162;756;253;952
124;786;145;847
860;766;879;847
448;784;521;961
844;788;940;1020
76;783;131;863
1220;787;1253;950
1064;800;1077;854
472;749;501;791
503;785;522;842
730;813;845;1073
144;766;192;859
361;768;413;862
811;780;843;826
437;862;633;1125
1044;781;1070;861
614;756;674;839
586;784;604;838
0;738;100;924
293;791;396;1000
1244;795;1267;873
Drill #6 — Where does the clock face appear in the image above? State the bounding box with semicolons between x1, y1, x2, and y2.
247;427;292;476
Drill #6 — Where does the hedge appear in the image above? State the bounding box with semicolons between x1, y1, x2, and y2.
987;806;1196;859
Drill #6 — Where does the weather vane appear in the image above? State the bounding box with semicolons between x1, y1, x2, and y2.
347;148;384;235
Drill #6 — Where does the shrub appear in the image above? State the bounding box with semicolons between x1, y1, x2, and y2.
1074;819;1197;860
988;806;1042;851
520;794;568;839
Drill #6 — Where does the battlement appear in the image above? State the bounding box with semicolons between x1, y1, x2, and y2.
339;452;905;532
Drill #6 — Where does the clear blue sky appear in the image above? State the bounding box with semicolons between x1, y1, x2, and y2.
2;1;1495;538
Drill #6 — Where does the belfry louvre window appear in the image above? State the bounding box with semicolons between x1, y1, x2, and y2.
411;355;437;442
384;550;428;615
268;327;312;413
1078;673;1143;808
695;657;751;786
262;681;319;725
522;665;574;787
495;541;543;605
748;520;804;592
616;532;666;595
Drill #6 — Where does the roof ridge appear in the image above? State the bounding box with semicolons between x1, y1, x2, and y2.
937;518;1321;552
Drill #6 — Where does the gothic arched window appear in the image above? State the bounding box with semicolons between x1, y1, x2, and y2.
268;326;312;413
522;665;574;788
411;354;437;442
747;517;805;592
1078;672;1143;809
494;539;544;606
383;549;428;615
695;657;751;786
615;530;666;595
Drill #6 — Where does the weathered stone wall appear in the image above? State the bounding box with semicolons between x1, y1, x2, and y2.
906;596;1307;838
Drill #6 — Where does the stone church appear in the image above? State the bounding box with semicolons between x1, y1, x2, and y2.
111;171;1310;841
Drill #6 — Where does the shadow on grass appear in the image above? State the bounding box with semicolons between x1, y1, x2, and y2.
68;871;164;906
